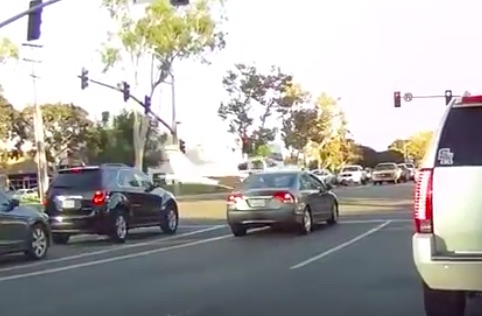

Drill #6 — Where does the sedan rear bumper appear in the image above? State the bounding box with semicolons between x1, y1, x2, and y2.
227;209;303;226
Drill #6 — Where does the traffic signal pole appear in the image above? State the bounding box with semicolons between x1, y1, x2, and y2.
393;90;470;107
77;74;175;134
0;0;64;30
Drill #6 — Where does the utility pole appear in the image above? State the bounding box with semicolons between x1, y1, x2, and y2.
22;42;48;200
170;71;178;144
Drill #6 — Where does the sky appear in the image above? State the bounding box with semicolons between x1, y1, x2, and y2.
1;0;482;151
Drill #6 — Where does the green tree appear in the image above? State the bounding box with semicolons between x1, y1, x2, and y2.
281;107;318;158
85;110;167;169
0;37;18;64
100;0;226;169
389;131;432;163
21;103;93;166
0;87;26;168
306;94;357;170
255;144;271;157
219;63;306;154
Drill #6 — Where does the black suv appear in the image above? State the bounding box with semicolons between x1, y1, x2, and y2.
44;164;179;244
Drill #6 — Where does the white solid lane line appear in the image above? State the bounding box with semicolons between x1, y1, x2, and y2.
289;220;392;270
0;226;269;282
0;225;225;273
0;233;233;282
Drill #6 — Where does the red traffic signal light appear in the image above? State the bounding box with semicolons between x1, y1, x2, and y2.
393;91;401;108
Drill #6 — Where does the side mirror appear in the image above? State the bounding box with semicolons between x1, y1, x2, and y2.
325;183;333;190
10;198;20;207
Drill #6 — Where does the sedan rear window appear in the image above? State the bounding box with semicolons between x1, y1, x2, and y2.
51;168;102;189
242;173;297;190
436;107;482;166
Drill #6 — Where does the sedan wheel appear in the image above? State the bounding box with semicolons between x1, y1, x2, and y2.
299;208;313;235
160;204;179;235
25;224;49;260
327;203;339;225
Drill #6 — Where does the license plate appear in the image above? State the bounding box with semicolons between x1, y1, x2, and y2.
249;199;266;207
62;200;76;209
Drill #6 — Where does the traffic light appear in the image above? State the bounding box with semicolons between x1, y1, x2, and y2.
27;0;43;41
80;68;89;90
179;139;186;153
170;0;189;6
122;82;130;102
143;95;151;114
393;91;401;108
445;90;453;105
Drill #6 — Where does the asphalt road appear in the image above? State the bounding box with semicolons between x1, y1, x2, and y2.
0;183;479;316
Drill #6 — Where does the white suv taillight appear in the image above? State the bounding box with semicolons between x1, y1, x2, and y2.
414;168;433;233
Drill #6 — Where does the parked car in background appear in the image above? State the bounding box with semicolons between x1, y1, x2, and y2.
336;165;368;185
404;162;416;180
397;163;411;182
312;169;336;184
226;170;339;236
12;188;38;200
44;164;179;244
371;162;402;184
0;190;51;260
364;168;372;181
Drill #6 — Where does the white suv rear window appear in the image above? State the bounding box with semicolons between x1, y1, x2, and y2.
436;107;482;166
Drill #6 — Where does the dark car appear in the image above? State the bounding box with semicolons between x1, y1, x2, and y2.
44;164;179;244
226;170;339;236
0;190;51;260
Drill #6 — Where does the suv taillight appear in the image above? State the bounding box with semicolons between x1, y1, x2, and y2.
92;191;107;206
414;168;433;233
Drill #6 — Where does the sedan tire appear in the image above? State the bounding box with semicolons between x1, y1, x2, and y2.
25;223;49;260
327;203;339;225
299;207;313;235
230;224;247;237
160;203;179;235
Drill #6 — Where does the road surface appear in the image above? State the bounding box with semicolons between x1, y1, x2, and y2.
0;183;480;316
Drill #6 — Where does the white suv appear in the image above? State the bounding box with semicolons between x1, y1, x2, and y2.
413;94;482;316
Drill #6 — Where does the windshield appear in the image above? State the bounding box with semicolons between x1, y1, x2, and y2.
375;163;397;170
341;167;359;173
241;173;297;190
405;163;415;169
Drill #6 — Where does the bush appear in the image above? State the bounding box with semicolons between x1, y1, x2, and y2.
160;183;232;196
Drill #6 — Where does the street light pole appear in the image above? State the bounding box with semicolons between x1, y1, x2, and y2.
22;42;48;200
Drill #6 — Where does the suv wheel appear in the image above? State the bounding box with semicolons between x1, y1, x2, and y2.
52;233;71;245
25;224;49;260
230;224;247;237
423;283;466;316
160;204;178;235
110;213;128;243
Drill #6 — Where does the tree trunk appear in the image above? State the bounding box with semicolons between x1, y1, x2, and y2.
133;111;149;170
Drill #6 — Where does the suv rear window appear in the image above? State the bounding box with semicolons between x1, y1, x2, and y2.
51;168;102;189
437;107;482;166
